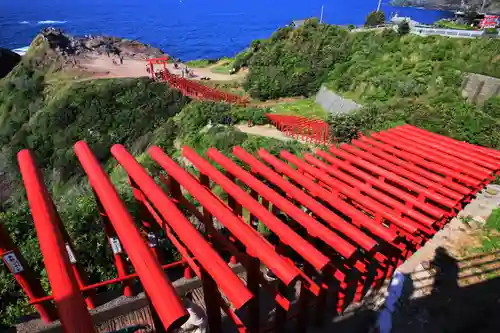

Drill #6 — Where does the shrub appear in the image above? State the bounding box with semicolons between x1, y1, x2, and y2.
231;106;270;125
365;10;385;27
398;20;410;35
484;28;498;35
243;21;351;100
184;125;248;156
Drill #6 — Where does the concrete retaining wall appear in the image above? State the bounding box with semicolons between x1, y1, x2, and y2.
462;73;500;105
315;85;361;115
411;27;486;38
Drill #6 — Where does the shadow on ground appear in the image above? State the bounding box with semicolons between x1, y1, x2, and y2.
390;248;500;333
315;247;500;333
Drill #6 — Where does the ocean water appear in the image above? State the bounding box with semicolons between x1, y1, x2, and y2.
0;0;452;60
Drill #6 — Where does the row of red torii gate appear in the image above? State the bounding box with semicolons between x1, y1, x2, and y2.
1;124;499;332
146;57;332;146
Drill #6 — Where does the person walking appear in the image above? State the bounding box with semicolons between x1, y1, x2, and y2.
119;56;123;65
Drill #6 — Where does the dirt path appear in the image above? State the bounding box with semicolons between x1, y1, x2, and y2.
78;55;245;81
236;124;292;141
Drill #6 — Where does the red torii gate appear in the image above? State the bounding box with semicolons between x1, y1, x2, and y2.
146;56;169;80
1;125;499;332
266;114;331;145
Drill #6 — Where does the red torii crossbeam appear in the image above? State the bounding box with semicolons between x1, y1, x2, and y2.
1;125;499;332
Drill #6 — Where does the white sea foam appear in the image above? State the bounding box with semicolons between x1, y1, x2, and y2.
37;20;67;25
19;21;30;24
12;46;30;56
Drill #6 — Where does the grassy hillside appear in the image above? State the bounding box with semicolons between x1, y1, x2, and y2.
326;31;500;103
241;20;500;148
243;20;351;100
325;30;500;147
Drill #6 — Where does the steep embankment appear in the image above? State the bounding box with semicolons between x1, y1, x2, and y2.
0;32;191;325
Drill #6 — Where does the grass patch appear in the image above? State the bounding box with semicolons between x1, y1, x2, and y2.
435;20;477;30
486;208;500;231
210;58;234;74
199;79;247;97
472;208;500;253
185;59;213;68
271;98;328;120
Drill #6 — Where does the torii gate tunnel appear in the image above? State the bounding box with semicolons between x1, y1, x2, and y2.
266;114;331;145
1;125;500;332
146;56;249;105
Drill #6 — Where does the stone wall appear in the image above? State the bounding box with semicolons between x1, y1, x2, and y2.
315;85;361;115
462;73;500;105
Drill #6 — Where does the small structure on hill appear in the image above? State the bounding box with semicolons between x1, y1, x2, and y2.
290;19;307;29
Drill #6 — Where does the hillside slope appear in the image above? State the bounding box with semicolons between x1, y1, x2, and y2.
239;20;500;148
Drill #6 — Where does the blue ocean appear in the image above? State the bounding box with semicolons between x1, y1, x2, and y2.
0;0;452;60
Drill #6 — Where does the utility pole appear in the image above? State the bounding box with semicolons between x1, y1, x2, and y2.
481;0;487;13
377;0;382;12
320;5;324;23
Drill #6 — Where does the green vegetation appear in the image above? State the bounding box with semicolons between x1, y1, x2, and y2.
365;10;385;27
210;57;234;74
470;208;500;254
200;80;247;97
0;55;189;323
232;40;263;72
184;59;214;67
243;19;351;100
485;27;499;35
435;19;476;30
237;21;500;148
270;98;328;119
324;31;500;147
398;20;410;35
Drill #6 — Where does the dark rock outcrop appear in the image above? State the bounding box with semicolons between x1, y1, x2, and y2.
39;27;165;59
392;0;500;14
0;48;21;78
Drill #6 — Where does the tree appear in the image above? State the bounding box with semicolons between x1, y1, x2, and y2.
398;20;410;35
365;10;385;27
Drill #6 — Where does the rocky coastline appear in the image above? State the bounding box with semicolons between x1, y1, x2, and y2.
38;27;166;60
391;0;500;14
